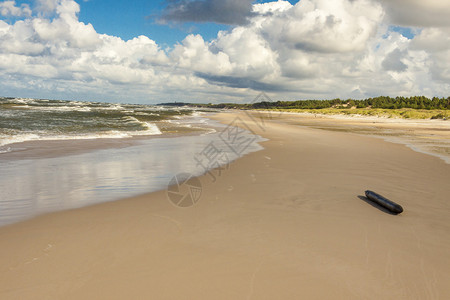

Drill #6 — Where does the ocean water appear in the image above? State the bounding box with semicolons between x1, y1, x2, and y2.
0;97;203;151
0;98;266;226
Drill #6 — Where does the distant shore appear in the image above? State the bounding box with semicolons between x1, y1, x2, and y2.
0;111;449;299
164;95;450;120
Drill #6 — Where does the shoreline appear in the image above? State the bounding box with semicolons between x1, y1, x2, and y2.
0;114;264;226
252;109;450;164
1;111;449;298
0;112;220;160
0;130;210;160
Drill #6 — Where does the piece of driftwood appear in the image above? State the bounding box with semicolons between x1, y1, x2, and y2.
365;190;403;214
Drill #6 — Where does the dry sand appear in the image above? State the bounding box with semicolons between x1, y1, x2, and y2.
1;111;449;299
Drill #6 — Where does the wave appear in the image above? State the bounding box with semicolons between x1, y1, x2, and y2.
0;133;41;147
0;123;162;148
0;146;12;154
132;122;162;135
0;98;206;152
24;105;93;112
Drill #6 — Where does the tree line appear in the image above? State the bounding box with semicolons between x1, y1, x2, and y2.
161;96;450;110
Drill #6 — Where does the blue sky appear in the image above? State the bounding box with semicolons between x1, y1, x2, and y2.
78;0;222;46
0;0;448;103
77;0;300;46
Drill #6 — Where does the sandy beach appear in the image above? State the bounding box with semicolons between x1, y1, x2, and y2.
1;111;449;299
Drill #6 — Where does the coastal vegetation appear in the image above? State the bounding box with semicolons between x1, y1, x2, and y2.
161;96;450;120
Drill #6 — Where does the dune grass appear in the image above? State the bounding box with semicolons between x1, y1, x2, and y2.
262;108;450;120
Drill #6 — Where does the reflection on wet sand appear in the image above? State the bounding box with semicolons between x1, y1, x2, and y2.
0;129;264;226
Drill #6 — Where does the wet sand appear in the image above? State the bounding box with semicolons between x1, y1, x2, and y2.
0;111;449;299
259;110;450;164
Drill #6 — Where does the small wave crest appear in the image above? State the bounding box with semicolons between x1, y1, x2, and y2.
0;146;12;154
0;123;162;149
0;133;41;147
26;105;92;112
133;122;162;136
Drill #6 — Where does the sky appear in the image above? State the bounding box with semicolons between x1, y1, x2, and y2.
0;0;449;104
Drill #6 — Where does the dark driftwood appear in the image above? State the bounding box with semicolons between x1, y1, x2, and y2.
365;190;403;214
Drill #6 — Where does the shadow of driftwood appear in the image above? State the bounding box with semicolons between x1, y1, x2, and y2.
357;195;399;215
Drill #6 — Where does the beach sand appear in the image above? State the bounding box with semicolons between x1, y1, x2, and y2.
1;111;449;299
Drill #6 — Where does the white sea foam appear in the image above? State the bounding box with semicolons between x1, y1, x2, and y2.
0;123;162;149
25;105;92;112
0;133;41;147
122;116;141;123
0;147;12;154
134;112;159;116
132;122;162;136
12;98;36;104
165;113;221;135
101;104;125;110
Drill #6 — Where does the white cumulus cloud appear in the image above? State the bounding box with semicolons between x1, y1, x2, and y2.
0;1;31;17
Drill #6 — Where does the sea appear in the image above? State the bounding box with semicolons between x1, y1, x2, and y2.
0;97;204;150
0;97;265;226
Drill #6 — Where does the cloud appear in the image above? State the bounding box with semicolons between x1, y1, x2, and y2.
195;73;284;91
0;1;32;17
0;0;448;103
378;0;450;28
157;0;255;25
411;27;450;83
259;0;384;54
169;0;449;98
382;48;408;72
0;1;172;95
35;0;61;14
